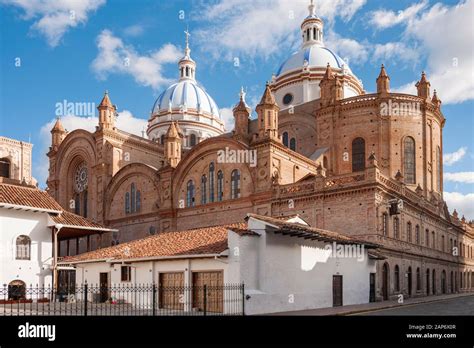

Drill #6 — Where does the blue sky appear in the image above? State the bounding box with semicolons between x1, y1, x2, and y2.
0;0;473;218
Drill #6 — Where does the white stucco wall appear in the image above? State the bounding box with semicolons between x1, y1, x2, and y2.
238;219;377;315
0;209;53;287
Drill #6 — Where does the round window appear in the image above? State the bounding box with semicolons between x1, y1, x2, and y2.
282;93;293;105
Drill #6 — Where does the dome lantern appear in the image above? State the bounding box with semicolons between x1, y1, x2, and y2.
301;0;324;47
178;30;196;81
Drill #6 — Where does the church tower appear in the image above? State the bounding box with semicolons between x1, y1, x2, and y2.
233;87;251;139
256;83;280;140
164;121;182;168
376;64;390;95
97;91;116;130
51;117;66;151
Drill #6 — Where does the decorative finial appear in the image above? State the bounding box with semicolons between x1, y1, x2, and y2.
239;86;246;100
105;90;108;95
184;28;191;57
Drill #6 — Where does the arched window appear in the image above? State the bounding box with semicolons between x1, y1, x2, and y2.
217;170;224;201
290;138;296;151
407;222;412;243
425;229;429;247
125;192;130;214
149;226;156;235
394;265;400;292
432;231;435;249
442;235;445;252
209;163;215;203
231;169;241;199
415;225;420;244
403;137;416;184
0;157;10;178
393;217;399;239
382;213;388;236
352;137;365;172
136;190;141;212
186;180;195;207
323;156;328;169
160;134;165;145
125;184;140;214
432;269;436;294
282;132;289;147
313;27;316;40
201;175;207;204
131;183;136;213
16;235;31;260
190;134;197;146
426;268;430;295
186;66;189;77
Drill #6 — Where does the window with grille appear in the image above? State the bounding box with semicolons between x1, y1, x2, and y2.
0;158;10;178
393;218;399;239
209;163;215;203
231;169;241;199
382;213;388;236
282;132;289;147
16;235;31;260
407;222;412;242
121;266;131;282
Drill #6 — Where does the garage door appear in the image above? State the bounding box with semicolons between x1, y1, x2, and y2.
159;272;184;310
192;271;223;313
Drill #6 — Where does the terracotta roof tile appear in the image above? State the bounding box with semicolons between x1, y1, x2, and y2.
0;183;62;211
63;222;250;263
51;211;111;230
247;213;380;248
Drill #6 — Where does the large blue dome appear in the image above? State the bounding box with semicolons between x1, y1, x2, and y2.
151;80;220;119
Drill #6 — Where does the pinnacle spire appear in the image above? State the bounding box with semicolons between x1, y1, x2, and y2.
378;64;389;78
98;90;113;108
257;82;277;106
51;116;65;133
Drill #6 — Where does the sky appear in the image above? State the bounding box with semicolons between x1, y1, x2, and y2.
0;0;473;218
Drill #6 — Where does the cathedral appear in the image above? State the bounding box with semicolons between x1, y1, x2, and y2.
47;2;474;301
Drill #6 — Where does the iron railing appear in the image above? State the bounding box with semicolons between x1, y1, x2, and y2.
0;283;245;316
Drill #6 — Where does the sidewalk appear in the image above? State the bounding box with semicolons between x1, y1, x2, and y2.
269;292;474;316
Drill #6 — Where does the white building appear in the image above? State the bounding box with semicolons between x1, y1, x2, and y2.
61;213;383;314
0;181;115;301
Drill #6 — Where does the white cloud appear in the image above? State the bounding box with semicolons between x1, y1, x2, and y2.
444;191;474;220
123;24;144;37
368;1;428;30
444;172;474;184
1;0;106;47
35;110;147;187
325;32;369;65
91;30;181;90
193;0;367;61
383;0;474;104
444;147;467;166
372;42;420;66
220;107;235;132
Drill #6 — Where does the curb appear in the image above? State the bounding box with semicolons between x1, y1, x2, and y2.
335;293;474;316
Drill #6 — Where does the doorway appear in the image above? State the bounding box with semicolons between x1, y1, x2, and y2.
99;272;109;303
382;263;389;300
369;273;376;302
333;275;343;307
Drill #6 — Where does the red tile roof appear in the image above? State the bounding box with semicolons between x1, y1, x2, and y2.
0;183;111;231
0;183;62;212
51;211;113;230
246;213;380;248
63;222;255;263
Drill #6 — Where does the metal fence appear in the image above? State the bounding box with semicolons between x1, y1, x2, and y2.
0;283;245;316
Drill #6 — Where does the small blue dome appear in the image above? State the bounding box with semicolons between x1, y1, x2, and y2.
276;45;351;77
152;80;220;119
